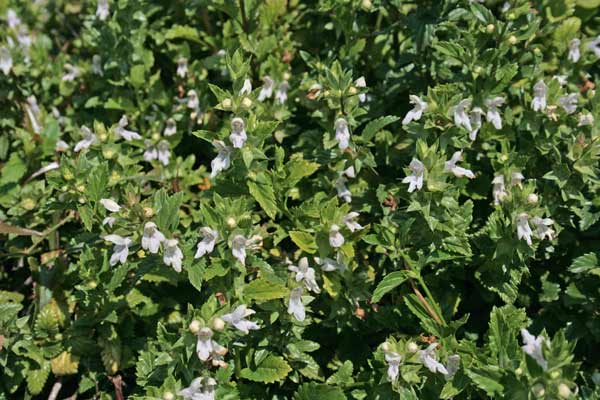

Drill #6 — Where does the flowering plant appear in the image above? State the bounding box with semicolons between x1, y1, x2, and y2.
1;1;600;399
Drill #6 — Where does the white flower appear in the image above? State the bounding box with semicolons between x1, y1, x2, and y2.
517;213;533;246
578;113;594;126
210;140;232;178
532;217;555;240
335;176;352;203
164;118;177;136
315;252;347;272
62;63;79;82
485;97;505;129
334;117;350;150
176;57;188;78
25;96;41;134
195;227;219;258
511;171;524;186
104;234;132;266
275;81;289;104
444;355;460;380
16;27;32;51
469;107;484;141
258;76;274;101
444;151;475;179
492;175;507;205
157;140;170;166
0;47;12;75
196;327;215;361
187;90;200;110
520;328;548;370
288;257;320;293
355;76;367;102
342;212;363;232
554;75;568;87
229;117;247;148
239;78;252;95
141;222;165;254
114;116;141;141
402;158;425;192
402;95;428;125
143;140;158;163
74;125;97;152
343;166;356;178
92;55;103;75
419;343;448;375
385;352;401;381
102;216;116;228
222;305;260;334
164;239;183;272
179;377;217;400
558;93;578;114
532;80;547;112
100;198;121;212
96;0;110;20
7;9;21;29
231;235;247;266
288;287;305;321
329;224;345;248
55;140;69;152
588;36;600;57
453;99;472;131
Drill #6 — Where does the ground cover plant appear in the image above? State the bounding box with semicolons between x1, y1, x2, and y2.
1;0;600;399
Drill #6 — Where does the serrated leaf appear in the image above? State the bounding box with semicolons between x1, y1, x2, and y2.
293;383;347;400
240;355;291;383
51;351;79;376
247;173;278;219
164;25;201;42
361;116;400;142
371;271;412;303
569;252;598;274
26;361;50;395
289;231;317;254
244;279;290;302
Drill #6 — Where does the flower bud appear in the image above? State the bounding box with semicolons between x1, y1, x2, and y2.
532;383;545;398
21;198;36;210
137;249;146;258
348;86;358;95
76;184;85;192
558;384;571;398
188;319;201;334
78;196;86;204
500;154;509;162
163;392;175;400
527;193;539;204
222;98;232;109
508;35;518;45
534;48;542;56
226;216;237;229
102;148;115;159
151;132;160;141
507;12;516;20
323;90;330;97
143;207;154;217
167;311;182;324
380;342;391;352
283;72;291;81
241;97;252;108
63;170;74;181
99;132;108;142
361;0;372;11
407;342;419;353
88;280;98;289
515;367;523;376
212;317;225;331
550;370;561;379
486;24;495;33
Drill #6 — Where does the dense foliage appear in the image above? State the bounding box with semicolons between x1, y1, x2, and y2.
2;0;600;399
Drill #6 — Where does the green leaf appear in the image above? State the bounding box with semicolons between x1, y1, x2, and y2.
26;361;50;395
361;116;400;142
289;231;318;254
154;190;184;233
129;64;146;88
0;153;27;184
577;0;600;7
187;262;204;292
569;252;599;274
325;360;354;386
244;279;290;302
488;306;527;368
240;355;291;383
293;383;347;400
88;163;109;203
164;25;201;43
371;271;412;303
286;159;320;185
247;173;278;219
